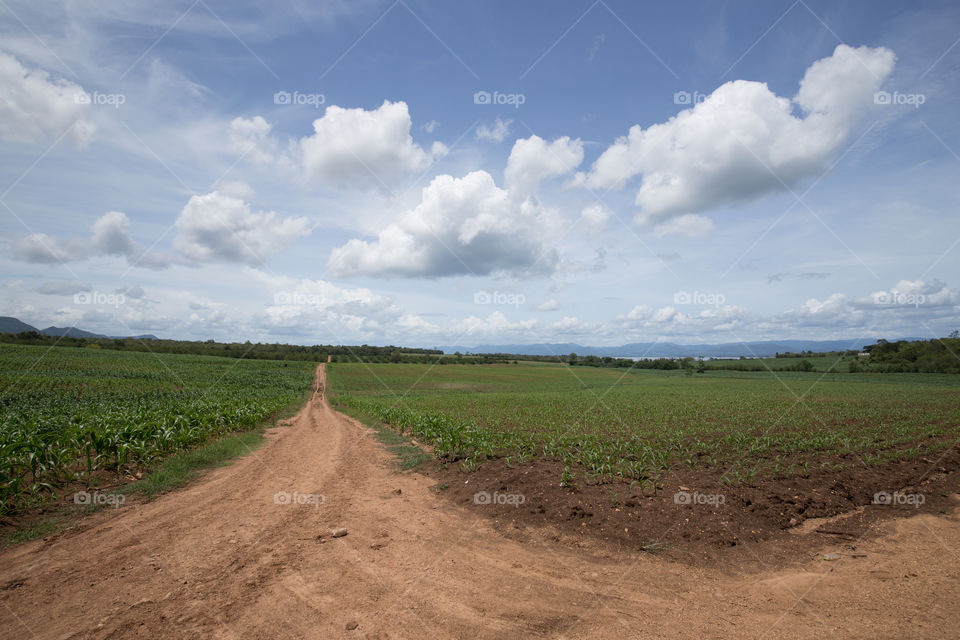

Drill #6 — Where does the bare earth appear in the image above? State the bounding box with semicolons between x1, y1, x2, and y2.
2;365;958;639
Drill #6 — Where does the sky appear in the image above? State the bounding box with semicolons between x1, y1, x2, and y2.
1;0;958;348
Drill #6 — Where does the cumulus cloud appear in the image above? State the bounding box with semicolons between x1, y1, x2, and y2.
505;135;584;195
227;101;444;189
327;170;558;278
249;269;403;337
12;212;166;267
172;190;312;265
0;50;95;146
299;100;441;187
652;214;714;238
577;45;895;223
11;188;311;270
615;303;754;337
476;117;512;143
91;211;138;255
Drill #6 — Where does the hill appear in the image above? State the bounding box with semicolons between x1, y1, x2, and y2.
0;317;37;334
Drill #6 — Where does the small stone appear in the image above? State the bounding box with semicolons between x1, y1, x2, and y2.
823;553;841;561
393;489;402;495
345;621;358;630
331;528;348;538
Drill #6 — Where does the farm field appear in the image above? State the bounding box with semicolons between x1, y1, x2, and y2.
329;361;960;547
329;362;960;481
0;343;315;514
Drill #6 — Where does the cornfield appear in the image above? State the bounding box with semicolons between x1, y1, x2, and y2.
329;362;960;485
0;344;314;513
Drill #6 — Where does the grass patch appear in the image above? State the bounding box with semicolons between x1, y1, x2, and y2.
122;428;267;497
334;402;430;471
2;517;66;547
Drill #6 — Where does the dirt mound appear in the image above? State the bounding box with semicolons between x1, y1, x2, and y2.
434;446;960;566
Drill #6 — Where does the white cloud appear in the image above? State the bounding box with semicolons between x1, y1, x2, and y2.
12;211;156;266
476;117;512;143
535;299;560;311
652;213;714;238
505;134;584;195
577;45;895;223
423;119;440;133
172;190;312;265
327;170;558;278
0;50;95;147
227;116;279;165
299;100;440;187
580;203;610;234
249;269;403;338
91;211;137;255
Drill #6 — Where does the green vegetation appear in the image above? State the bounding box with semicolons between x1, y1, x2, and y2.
864;335;960;373
0;343;315;513
328;362;960;487
122;428;270;496
336;402;431;471
2;517;65;547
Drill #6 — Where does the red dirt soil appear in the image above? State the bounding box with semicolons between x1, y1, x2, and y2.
1;365;958;639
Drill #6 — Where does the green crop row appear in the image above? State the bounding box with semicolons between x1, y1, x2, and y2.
0;344;315;513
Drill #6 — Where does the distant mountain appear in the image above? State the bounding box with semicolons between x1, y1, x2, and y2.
0;316;158;340
438;339;917;358
39;326;107;339
0;316;37;334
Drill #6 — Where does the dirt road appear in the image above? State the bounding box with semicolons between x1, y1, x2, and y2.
2;365;958;639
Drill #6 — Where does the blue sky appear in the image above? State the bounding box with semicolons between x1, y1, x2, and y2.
1;0;958;347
